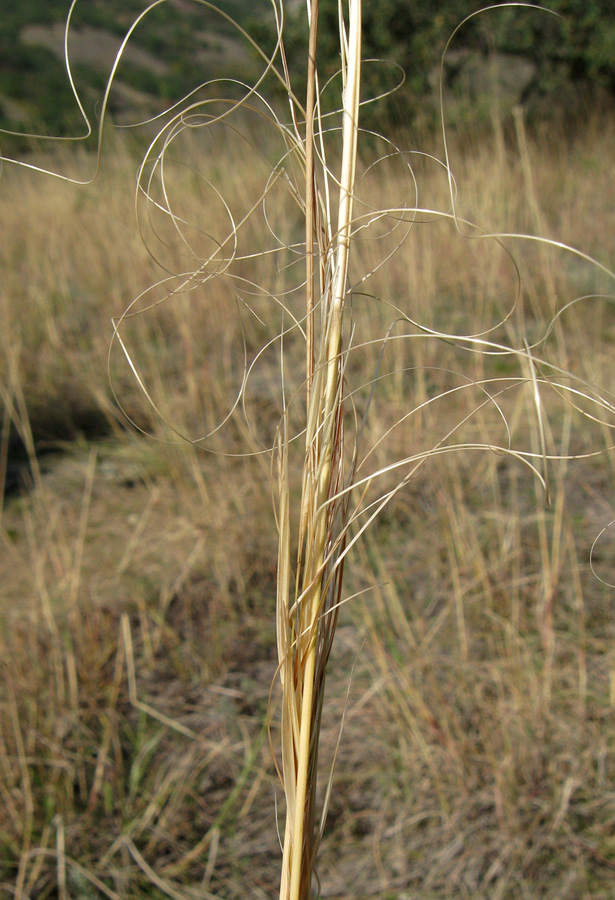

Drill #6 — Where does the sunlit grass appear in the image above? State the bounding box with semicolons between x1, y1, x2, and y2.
1;95;615;899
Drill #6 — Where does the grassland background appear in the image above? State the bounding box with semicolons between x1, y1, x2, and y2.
1;98;615;899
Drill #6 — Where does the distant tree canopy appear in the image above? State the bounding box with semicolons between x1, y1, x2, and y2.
252;0;615;127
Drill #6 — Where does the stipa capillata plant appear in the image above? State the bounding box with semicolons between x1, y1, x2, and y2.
2;2;615;899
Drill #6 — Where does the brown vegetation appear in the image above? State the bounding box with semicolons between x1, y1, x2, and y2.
1;108;615;898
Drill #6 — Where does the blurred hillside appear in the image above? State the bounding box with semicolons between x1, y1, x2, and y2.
0;0;270;141
2;0;615;147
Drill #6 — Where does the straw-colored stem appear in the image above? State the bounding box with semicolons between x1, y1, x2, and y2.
282;3;361;899
305;0;319;402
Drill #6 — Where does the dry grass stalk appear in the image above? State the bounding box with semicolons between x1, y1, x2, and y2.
276;3;362;897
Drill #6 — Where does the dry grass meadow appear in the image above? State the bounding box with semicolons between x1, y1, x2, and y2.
1;107;615;899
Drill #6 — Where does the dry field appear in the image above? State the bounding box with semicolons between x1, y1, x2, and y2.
1;108;615;898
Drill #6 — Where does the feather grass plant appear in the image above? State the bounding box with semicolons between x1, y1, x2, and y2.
3;2;615;899
274;2;362;896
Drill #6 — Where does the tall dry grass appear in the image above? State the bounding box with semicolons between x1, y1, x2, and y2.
1;110;614;897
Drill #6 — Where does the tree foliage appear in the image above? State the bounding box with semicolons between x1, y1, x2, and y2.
253;0;615;128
